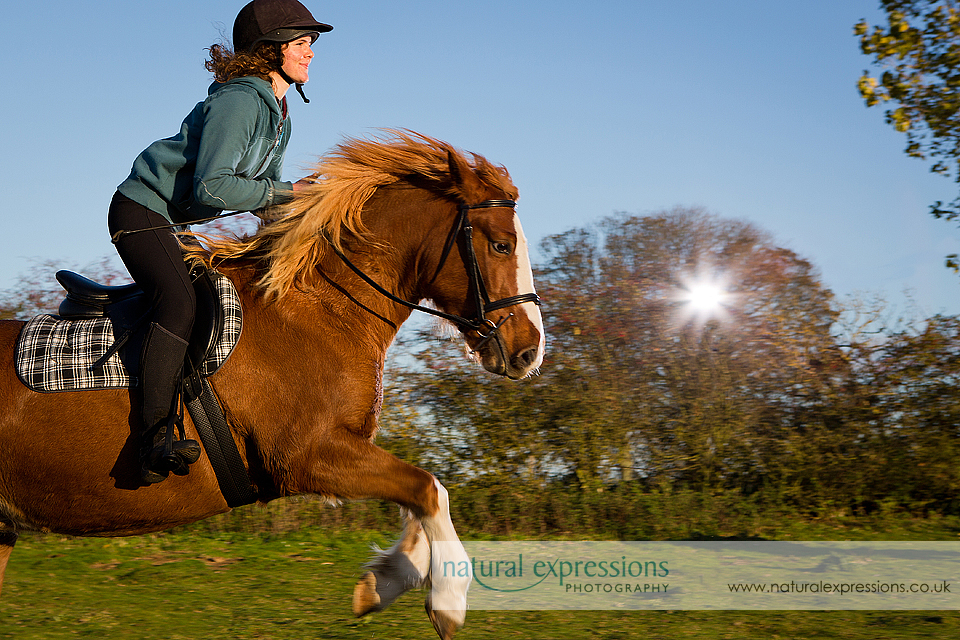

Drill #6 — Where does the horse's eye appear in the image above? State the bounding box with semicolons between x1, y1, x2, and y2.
492;241;512;255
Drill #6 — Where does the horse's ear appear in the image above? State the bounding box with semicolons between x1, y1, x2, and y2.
447;149;484;202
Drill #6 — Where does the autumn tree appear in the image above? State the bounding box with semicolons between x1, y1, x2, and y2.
859;315;960;511
543;209;841;497
855;1;960;269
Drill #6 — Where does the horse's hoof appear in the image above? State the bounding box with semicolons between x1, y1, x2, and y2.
425;597;464;640
352;571;381;617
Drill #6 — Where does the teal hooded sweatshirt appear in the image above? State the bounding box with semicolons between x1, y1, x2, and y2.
117;76;295;224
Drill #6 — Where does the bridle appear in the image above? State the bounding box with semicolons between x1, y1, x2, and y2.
329;199;542;347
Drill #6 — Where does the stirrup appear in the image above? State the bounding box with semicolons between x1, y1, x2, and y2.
161;396;201;474
141;395;200;484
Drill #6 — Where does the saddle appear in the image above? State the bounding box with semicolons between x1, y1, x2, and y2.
14;265;256;507
16;265;241;394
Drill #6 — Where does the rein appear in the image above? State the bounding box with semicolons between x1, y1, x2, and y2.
329;199;541;343
110;211;248;244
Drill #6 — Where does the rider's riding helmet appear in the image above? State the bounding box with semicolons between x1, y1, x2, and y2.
233;0;333;54
233;0;332;102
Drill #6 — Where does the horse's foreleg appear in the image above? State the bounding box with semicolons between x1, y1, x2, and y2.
0;530;17;597
421;478;471;640
305;436;469;639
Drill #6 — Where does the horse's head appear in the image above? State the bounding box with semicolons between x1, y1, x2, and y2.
421;151;545;380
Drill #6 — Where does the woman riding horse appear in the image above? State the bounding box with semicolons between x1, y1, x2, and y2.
0;129;545;640
108;0;331;485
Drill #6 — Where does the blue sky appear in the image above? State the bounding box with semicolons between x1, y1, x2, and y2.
3;1;958;318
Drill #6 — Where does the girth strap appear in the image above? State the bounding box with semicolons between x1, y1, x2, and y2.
184;378;257;508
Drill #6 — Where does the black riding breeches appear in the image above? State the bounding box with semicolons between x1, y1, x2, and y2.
107;191;196;343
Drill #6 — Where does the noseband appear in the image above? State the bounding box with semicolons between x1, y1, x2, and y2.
329;199;542;345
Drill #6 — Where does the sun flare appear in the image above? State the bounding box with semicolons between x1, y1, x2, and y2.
675;275;732;324
685;282;726;312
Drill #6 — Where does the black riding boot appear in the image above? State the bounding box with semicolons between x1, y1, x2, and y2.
139;322;201;485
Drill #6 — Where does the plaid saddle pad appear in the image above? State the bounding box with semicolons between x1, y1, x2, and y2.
15;270;242;393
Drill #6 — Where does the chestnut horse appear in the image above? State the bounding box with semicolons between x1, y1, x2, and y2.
0;131;544;639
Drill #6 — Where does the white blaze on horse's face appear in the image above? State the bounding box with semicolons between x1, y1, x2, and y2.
511;214;545;371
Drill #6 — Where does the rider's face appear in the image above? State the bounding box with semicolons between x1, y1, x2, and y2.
281;37;315;84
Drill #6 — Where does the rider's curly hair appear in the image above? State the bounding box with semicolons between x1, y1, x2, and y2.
205;41;284;84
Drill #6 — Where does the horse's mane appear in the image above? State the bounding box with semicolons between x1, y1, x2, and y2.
185;129;517;300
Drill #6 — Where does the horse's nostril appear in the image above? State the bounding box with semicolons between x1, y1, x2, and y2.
514;346;538;368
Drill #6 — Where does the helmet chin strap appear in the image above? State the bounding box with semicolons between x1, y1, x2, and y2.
278;67;309;103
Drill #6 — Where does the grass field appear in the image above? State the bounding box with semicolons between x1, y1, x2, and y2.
2;512;960;639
